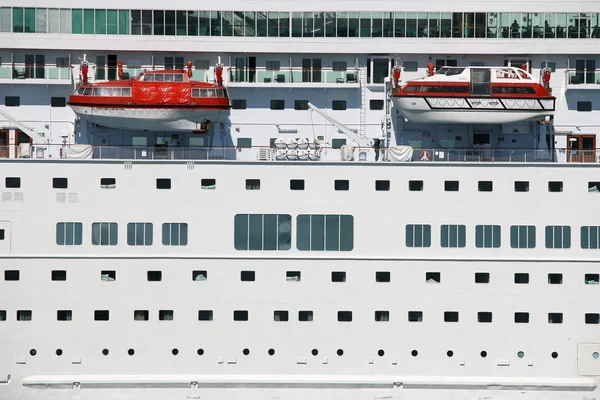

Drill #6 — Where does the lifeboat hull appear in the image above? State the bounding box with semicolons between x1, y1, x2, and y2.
71;105;227;132
393;96;555;124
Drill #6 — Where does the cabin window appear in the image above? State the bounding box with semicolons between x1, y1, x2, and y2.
406;224;431;247
403;61;418;72
491;86;536;94
332;100;347;110
510;225;536;248
577;101;592;112
111;88;122;96
76;88;85;95
122;88;131;96
296;214;354;251
83;88;92;95
155;74;164;82
164;74;174;82
545;225;571;249
234;214;292;251
192;88;200;97
232;99;246;109
5;96;20;107
144;74;155;81
174;74;184;82
440;225;466;248
51;97;66;107
93;88;101;95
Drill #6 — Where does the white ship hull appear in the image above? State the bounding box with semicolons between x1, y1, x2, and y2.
70;105;228;131
392;96;555;124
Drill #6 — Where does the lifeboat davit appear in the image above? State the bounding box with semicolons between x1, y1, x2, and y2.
392;66;555;124
69;65;230;132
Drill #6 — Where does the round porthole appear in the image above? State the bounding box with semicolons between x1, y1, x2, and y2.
128;348;135;356
480;351;488;358
172;348;179;356
311;349;318;356
551;352;558;359
593;352;599;359
377;349;385;357
337;349;344;356
243;348;250;356
197;348;204;356
55;349;63;356
517;351;524;358
29;349;37;356
268;348;275;356
102;349;109;356
447;350;454;357
411;350;418;357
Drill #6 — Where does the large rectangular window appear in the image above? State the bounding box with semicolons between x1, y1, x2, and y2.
475;225;501;248
235;214;291;250
56;222;83;245
581;226;600;249
406;224;431;247
510;225;536;249
71;9;82;34
440;224;466;248
545;225;571;249
127;223;153;246
297;215;353;251
91;222;118;246
162;223;188;246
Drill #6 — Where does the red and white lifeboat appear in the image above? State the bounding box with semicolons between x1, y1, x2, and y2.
392;66;555;124
69;62;230;132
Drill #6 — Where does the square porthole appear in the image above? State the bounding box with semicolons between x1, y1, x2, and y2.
515;181;529;192
17;310;32;321
5;177;21;188
585;273;599;284
376;271;390;282
548;181;563;192
478;311;492;323
147;271;162;281
192;270;207;281
234;310;248;321
515;312;529;323
585;313;600;324
478;181;493;192
426;272;441;283
514;273;529;284
53;177;68;189
156;178;171;189
409;180;424;191
57;310;72;321
4;270;19;281
274;310;289;321
246;179;260;190
548;312;563;324
241;271;255;281
100;178;116;189
475;272;490;283
298;310;313;321
337;311;352;322
159;310;174;320
201;179;216;189
408;311;423;322
375;310;390;321
334;180;349;191
198;310;213;321
290;179;305;190
101;270;116;281
51;270;67;281
331;271;346;282
286;271;301;281
548;273;563;284
0;310;6;321
375;180;390;191
588;182;600;192
444;311;459;322
134;310;149;321
444;181;459;191
94;310;109;321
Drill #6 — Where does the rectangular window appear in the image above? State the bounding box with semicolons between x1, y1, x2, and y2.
127;222;153;246
548;312;563;324
510;225;536;248
332;100;347;110
403;61;418;72
426;272;440;283
17;310;32;321
294;100;309;110
52;177;68;189
198;310;213;320
4;270;19;281
444;311;459;322
290;179;305;190
241;270;255;281
234;214;292;250
581;226;600;249
409;180;423;191
331;271;346;282
332;61;347;71
299;310;313;321
265;60;280;70
0;229;4;240
475;272;490;283
162;223;188;246
237;138;252;148
444;181;459;191
334;180;349;191
91;222;118;246
156;178;171;189
246;179;260;190
408;311;423;322
331;138;346;149
0;310;5;321
56;222;83;245
234;310;248;321
375;310;390;321
478;181;493;192
541;62;556;72
100;178;116;188
545;225;570;249
5;177;20;188
5;96;19;107
296;214;354;251
515;312;529;323
274;310;289;321
270;100;285;110
406;224;431;247
514;273;529;284
159;310;174;321
94;310;109;321
548;181;563;192
287;271;301;281
475;225;501;248
195;59;210;70
440;224;466;248
51;97;66;107
478;312;492;323
51;270;66;281
370;100;384;110
101;270;116;281
134;310;149;321
514;181;529;192
147;270;162;281
201;179;216;189
337;311;352;322
375;180;390;191
13;8;24;32
57;310;72;321
231;99;246;109
376;271;390;282
577;101;592;112
548;273;563;284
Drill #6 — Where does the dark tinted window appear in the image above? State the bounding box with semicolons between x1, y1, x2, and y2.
51;97;66;107
53;178;68;189
294;100;309;110
5;96;20;106
332;100;347;110
577;101;592;112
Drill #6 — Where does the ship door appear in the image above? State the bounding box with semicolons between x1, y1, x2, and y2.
470;68;491;95
15;130;31;158
567;135;596;162
0;130;8;158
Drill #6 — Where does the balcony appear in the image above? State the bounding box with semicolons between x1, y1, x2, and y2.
226;67;361;88
566;70;600;89
0;63;72;84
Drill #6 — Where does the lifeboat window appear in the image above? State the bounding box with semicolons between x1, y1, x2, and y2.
174;74;184;82
404;85;421;93
216;89;224;97
122;88;131;96
164;74;174;82
199;89;208;97
445;68;465;76
93;88;102;96
144;74;154;82
155;74;164;82
83;88;92;95
192;88;200;97
102;88;113;96
76;88;84;95
207;89;216;97
492;86;536;94
222;88;228;98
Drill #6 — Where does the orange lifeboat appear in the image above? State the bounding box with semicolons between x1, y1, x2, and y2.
69;64;230;132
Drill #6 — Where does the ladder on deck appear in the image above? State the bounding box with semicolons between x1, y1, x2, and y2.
359;67;367;139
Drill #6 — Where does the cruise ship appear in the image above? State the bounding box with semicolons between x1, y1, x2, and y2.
1;0;600;399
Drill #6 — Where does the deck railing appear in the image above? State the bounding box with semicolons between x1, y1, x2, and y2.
227;67;360;85
0;145;598;163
